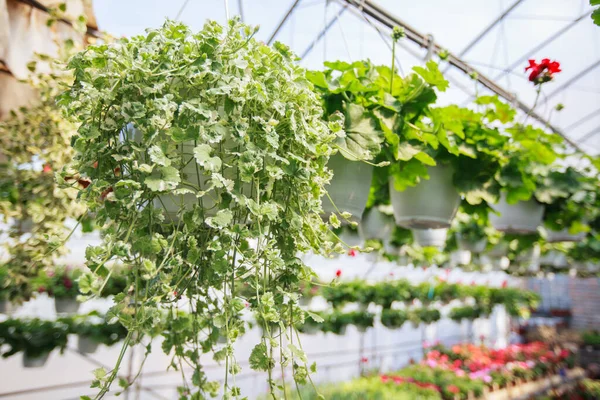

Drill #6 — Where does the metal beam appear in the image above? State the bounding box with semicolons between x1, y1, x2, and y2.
458;0;526;57
337;0;584;152
576;125;600;144
564;106;600;131
267;0;303;45
538;59;600;107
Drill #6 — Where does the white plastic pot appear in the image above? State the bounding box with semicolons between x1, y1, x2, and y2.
450;250;472;266
489;194;544;234
383;241;398;255
301;324;321;335
338;227;363;248
540;251;568;268
411;228;448;248
487;242;509;258
546;228;586;243
0;299;14;314
23;353;50;368
389;164;460;229
54;298;80;314
516;244;541;272
77;336;100;354
456;234;487;253
359;207;395;241
322;154;373;223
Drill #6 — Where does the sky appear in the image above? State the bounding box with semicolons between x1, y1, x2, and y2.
92;0;600;154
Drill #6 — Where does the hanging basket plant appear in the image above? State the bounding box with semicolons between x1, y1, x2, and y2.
411;228;448;248
489;193;545;234
59;19;337;398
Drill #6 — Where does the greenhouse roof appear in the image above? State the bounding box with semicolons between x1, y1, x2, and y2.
92;0;600;154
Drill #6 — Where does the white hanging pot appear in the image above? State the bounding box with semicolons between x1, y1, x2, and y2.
322;153;373;223
516;244;541;272
411;228;448;248
487;242;509;258
338;227;363;248
546;228;586;243
450;250;472;266
383;241;398;255
540;251;568;268
23;353;50;368
489;193;544;234
359;207;395;241
389;164;460;229
77;336;100;354
301;324;321;335
54;298;80;314
0;299;15;314
456;233;487;253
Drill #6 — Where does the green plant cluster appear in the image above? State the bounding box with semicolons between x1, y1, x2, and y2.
58;18;338;398
581;330;600;348
0;313;134;360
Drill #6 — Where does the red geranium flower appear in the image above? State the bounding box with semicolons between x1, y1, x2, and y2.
42;164;52;173
348;249;357;257
448;385;460;394
525;58;561;84
335;269;342;277
63;277;73;289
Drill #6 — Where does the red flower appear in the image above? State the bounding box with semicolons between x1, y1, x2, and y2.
335;269;342;277
380;375;389;383
502;280;508;288
525;58;561;84
42;164;52;173
448;385;460;394
37;286;46;293
348;249;357;257
63;277;73;289
360;357;368;363
92;161;99;168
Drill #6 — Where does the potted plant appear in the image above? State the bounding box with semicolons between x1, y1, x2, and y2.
489;193;545;234
33;267;82;314
72;313;128;354
359;206;395;241
0;318;69;368
453;214;491;253
380;309;408;329
59;18;341;397
347;311;375;333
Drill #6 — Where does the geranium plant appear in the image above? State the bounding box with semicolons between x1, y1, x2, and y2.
59;19;336;398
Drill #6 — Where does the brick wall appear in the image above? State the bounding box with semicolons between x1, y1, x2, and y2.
569;278;600;330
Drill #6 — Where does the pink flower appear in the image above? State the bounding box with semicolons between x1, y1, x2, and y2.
348;249;357;257
361;357;368;363
335;269;342;278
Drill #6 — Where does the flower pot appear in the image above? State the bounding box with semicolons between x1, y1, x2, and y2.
487;242;509;258
450;250;471;266
0;299;15;314
322;154;373;223
456;234;487;253
546;228;586;243
23;353;50;368
516;245;541;272
358;207;395;241
301;324;321;335
389;164;460;229
338;227;363;248
54;298;80;314
77;336;100;354
489;194;544;234
411;228;448;248
540;251;568;268
383;241;398;255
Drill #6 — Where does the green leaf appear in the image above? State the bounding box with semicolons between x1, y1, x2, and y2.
306;310;324;323
306;70;328;89
148;145;171;167
206;209;233;228
194;144;222;172
337;103;383;161
249;343;274;371
412;60;449;92
145;166;181;192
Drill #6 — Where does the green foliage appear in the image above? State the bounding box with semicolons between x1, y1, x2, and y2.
59;18;336;397
31;266;82;299
581;330;600;348
592;0;600;26
0;318;70;358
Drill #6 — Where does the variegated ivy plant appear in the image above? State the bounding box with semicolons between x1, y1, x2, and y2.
59;18;339;399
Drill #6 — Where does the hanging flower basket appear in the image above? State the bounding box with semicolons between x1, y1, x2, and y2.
487;241;509;258
54;298;80;314
389;164;460;229
456;233;487;253
489;194;545;234
546;228;586;243
77;336;100;354
359;207;395;241
516;245;541;272
411;228;448;248
322;154;373;223
23;352;50;368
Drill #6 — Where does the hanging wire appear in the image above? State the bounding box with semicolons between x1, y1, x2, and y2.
175;0;191;21
323;0;330;63
237;0;245;23
337;13;353;60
